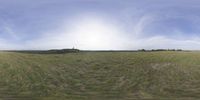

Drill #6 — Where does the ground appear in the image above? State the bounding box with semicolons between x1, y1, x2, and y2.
0;51;199;100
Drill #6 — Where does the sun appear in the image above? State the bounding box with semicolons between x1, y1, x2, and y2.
69;16;121;50
77;21;106;46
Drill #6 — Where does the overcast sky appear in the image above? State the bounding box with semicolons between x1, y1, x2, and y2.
0;0;200;50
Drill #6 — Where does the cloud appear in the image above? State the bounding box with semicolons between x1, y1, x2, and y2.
21;13;200;50
0;38;20;50
133;15;156;37
3;26;19;40
0;0;200;50
23;15;128;50
131;36;200;50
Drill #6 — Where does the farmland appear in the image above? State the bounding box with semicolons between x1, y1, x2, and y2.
0;51;200;100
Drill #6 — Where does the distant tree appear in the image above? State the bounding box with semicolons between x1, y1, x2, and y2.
177;49;182;51
138;49;146;52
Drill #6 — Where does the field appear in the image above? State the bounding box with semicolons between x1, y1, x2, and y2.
0;51;200;100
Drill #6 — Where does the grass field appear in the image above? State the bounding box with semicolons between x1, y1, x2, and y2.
0;51;200;100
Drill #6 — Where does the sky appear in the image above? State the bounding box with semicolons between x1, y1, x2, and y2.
0;0;200;50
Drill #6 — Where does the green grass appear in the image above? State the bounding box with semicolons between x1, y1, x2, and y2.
0;51;200;100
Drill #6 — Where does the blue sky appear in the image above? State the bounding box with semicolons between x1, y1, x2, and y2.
0;0;200;50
